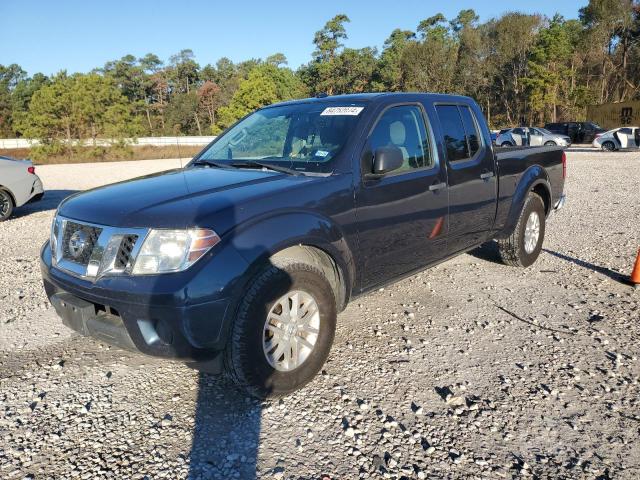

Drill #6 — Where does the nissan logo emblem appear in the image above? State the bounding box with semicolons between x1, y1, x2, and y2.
68;230;88;259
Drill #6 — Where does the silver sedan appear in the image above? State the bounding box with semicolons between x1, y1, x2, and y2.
0;155;45;221
496;127;571;147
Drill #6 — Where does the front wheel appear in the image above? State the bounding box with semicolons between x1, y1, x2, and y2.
497;192;546;267
0;190;14;222
223;259;337;398
500;142;514;147
544;140;557;146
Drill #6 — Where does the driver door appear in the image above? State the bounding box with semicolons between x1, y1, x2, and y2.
354;104;448;290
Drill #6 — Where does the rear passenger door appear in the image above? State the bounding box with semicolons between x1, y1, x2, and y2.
434;103;497;253
355;103;448;290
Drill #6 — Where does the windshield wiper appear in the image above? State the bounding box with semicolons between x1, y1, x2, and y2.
191;159;232;169
230;160;303;176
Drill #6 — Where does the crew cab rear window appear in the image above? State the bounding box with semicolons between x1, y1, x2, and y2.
459;106;481;156
435;104;482;162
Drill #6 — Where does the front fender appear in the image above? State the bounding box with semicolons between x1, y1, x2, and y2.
496;165;550;239
227;210;356;297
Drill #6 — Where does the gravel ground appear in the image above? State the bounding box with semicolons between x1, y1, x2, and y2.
1;151;639;480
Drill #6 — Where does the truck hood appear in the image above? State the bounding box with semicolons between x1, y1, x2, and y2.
58;167;317;230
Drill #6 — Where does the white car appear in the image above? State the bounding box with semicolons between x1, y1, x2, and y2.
496;127;571;147
592;127;640;151
0;155;45;221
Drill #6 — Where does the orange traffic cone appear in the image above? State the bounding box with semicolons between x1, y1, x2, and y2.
630;248;640;287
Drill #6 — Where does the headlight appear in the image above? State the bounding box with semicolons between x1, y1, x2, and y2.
132;228;220;275
50;216;61;265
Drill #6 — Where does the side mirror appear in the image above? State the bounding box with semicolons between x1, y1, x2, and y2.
372;146;404;175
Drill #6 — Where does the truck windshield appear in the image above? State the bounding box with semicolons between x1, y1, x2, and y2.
195;102;366;174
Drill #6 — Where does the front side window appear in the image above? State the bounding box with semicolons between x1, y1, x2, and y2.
197;102;366;173
367;105;433;173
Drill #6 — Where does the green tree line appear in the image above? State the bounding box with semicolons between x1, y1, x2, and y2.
0;0;639;158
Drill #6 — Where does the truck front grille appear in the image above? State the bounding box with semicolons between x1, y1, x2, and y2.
61;221;102;266
52;216;148;280
114;235;139;270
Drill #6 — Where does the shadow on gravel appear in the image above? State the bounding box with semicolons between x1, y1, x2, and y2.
188;374;262;479
467;240;502;264
12;189;78;219
542;249;626;283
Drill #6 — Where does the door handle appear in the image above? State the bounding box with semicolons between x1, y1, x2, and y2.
429;182;447;192
480;171;494;180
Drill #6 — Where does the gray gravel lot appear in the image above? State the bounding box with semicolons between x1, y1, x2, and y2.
1;151;639;479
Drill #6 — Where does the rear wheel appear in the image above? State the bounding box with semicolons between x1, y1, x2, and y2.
223;259;337;398
0;190;14;222
497;192;546;267
602;141;616;151
500;142;514;147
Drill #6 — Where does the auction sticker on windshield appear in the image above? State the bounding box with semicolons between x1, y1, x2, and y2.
320;106;364;116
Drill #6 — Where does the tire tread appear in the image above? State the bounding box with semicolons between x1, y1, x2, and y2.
223;258;333;398
497;192;544;267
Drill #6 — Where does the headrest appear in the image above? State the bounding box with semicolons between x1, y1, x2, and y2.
390;121;406;145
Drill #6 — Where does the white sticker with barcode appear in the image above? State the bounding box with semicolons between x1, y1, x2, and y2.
320;106;364;116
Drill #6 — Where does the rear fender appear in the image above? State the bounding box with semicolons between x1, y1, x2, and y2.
496;165;551;239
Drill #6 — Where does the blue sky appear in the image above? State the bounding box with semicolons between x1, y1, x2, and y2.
1;0;587;76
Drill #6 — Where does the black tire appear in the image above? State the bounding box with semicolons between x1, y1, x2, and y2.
602;141;616;151
497;192;546;268
223;259;337;398
500;142;514;147
544;140;556;146
0;189;14;222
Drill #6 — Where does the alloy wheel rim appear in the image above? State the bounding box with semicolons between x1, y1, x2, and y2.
262;290;320;372
524;211;540;254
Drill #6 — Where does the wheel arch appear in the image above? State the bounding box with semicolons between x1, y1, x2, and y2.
531;182;551;216
496;165;551;239
271;244;348;311
0;185;16;206
227;211;356;312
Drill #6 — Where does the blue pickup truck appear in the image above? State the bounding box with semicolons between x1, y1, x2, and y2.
41;93;566;397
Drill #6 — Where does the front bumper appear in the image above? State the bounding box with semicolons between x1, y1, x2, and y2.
40;240;247;362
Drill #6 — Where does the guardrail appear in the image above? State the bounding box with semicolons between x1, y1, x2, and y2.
0;136;217;149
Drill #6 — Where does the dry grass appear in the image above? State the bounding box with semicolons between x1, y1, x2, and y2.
0;145;203;165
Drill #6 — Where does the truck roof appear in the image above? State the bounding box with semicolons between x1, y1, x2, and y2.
269;92;475;108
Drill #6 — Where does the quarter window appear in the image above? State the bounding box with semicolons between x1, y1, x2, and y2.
368;105;433;172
